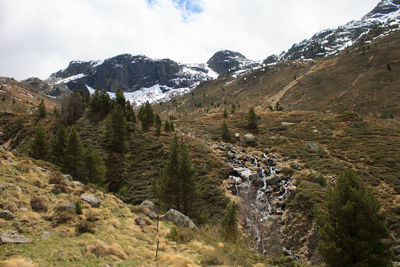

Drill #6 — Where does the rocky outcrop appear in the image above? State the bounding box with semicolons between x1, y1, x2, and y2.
0;230;31;244
0;210;15;220
163;209;198;230
207;50;259;75
80;193;101;208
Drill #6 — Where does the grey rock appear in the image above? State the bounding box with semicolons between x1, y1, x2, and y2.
0;210;15;220
140;200;155;210
30;196;49;212
265;174;281;185
244;133;256;144
15;186;22;193
72;181;84;187
0;230;31;244
42;231;51;240
37;166;51;174
235;133;240;138
63;174;73;182
0;184;8;193
281;122;296;127
146;210;158;220
80;193;101;208
12;221;23;233
306;141;319;152
286;185;297;201
135;216;150;226
55;201;76;213
163;209;198;230
251;178;265;189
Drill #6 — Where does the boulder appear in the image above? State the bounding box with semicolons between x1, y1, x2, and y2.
286;185;297;201
306;141;319;152
146;210;158;220
244;133;256;144
135;216;151;226
163;209;198;230
0;230;31;244
0;184;8;193
53;201;76;222
140;200;155;210
265;174;281;185
251;178;265;189
235;133;240;139
80;193;101;208
30;196;49;212
0;210;15;220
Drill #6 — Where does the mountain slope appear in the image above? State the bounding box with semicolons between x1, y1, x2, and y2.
275;0;400;61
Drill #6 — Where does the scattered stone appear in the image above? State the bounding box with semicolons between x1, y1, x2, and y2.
306;141;319;152
72;181;84;187
281;122;296;127
53;201;76;222
251;178;265;189
15;186;22;193
244;133;256;145
235;133;240;138
12;221;23;233
286;185;297;201
146;210;158;220
30;196;49;212
135;216;150;226
265;174;281;185
42;231;51;240
80;193;101;208
140;200;155;210
37;166;51;174
0;184;8;193
227;151;235;159
0;210;15;220
0;230;31;244
52;184;72;195
49;172;71;186
163;209;198;230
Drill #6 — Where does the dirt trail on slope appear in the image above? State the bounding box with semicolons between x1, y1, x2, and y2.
267;58;338;107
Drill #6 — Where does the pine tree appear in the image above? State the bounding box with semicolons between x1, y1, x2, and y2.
83;146;106;185
62;90;86;125
30;124;48;160
220;202;238;242
154;113;162;136
317;169;392;266
164;120;171;132
221;121;230;142
248;107;258;131
39;99;46;118
223;108;228;118
156;136;197;215
110;105;127;153
115;89;126;110
139;102;154;131
50;125;67;166
63;128;85;180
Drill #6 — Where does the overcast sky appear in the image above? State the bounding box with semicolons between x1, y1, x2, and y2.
0;0;380;80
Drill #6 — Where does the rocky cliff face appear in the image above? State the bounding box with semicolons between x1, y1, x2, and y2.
207;50;259;75
268;0;400;62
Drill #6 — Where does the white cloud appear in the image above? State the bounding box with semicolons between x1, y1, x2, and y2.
0;0;380;80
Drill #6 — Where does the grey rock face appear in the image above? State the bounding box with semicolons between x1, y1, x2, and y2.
0;230;31;244
80;193;101;208
0;210;15;220
163;209;198;230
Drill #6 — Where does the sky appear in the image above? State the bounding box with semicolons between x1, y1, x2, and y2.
0;0;380;80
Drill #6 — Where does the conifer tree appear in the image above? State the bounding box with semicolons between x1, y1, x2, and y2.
164;120;171;132
248;107;258;131
63;128;85;179
317;169;392;266
223;108;228;118
83;146;106;185
50;125;67;166
115;89;126;110
62;90;86;125
157;136;197;215
30;124;48;160
139;102;154;131
170;121;175;132
221;121;230;142
109;105;127;153
220;202;238;242
39;99;46;118
154;113;162;136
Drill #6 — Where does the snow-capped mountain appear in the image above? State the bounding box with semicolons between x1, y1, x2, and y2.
268;0;400;62
47;51;256;106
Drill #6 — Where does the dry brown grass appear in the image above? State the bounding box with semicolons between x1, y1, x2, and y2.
87;240;128;260
158;254;196;267
0;257;37;267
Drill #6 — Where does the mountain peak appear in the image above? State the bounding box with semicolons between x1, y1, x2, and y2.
207;50;258;75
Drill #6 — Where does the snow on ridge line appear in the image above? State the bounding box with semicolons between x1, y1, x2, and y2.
55;74;86;85
85;84;192;107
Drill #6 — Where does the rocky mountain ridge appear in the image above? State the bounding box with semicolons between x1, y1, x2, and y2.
270;0;400;62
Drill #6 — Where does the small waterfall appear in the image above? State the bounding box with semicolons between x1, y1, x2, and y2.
223;143;294;257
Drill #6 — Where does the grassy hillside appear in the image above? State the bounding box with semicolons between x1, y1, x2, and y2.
158;30;400;119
